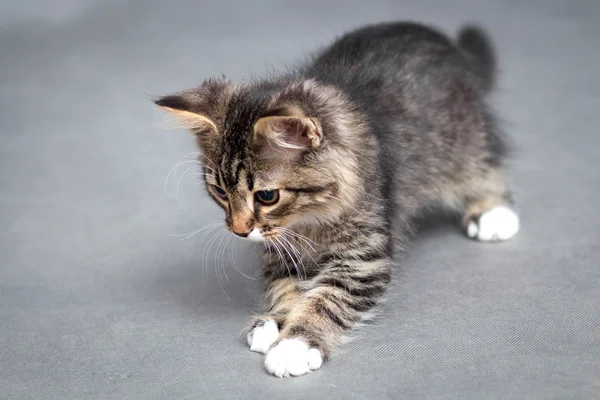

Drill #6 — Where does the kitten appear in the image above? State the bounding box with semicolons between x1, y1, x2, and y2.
154;21;520;378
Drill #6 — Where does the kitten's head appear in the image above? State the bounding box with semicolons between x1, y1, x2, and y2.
155;77;370;241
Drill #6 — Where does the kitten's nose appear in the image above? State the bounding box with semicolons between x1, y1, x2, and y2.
230;213;252;238
232;230;250;238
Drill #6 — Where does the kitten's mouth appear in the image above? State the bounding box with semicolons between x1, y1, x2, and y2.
246;228;266;242
253;227;284;243
230;226;280;243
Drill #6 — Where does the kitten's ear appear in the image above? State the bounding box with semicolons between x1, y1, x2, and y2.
253;116;322;158
154;76;231;136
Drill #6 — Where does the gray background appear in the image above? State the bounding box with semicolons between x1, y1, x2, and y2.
1;0;599;398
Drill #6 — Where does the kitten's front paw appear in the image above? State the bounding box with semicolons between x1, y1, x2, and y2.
467;205;520;241
264;338;323;378
247;319;279;354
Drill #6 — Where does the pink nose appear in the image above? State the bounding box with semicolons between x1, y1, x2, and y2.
231;216;252;237
232;230;250;238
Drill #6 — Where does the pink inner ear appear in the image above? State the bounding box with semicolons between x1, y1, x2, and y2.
255;116;322;151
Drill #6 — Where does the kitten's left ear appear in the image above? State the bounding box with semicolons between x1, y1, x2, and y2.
253;116;322;158
153;76;231;137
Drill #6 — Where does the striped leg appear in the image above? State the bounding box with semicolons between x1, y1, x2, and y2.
247;277;301;354
263;251;392;377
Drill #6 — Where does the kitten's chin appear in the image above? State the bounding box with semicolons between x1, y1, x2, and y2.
247;228;265;242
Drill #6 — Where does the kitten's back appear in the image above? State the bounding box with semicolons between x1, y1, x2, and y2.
302;21;495;105
299;21;506;210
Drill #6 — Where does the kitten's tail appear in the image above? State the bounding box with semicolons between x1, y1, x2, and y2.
457;24;496;94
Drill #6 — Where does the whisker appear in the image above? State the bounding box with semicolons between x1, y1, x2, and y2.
274;236;301;279
218;232;231;284
267;237;292;278
175;164;203;205
280;230;319;269
198;224;221;245
230;239;259;280
164;221;222;241
190;172;213;180
199;154;218;169
206;230;230;300
165;155;209;193
198;224;223;282
198;226;215;286
277;234;306;280
202;227;222;273
195;159;216;169
279;227;317;251
278;235;306;280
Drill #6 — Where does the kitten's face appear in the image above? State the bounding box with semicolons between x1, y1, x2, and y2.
156;78;359;242
202;154;336;242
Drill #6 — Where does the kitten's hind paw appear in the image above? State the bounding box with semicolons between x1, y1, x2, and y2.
466;205;520;241
247;319;279;354
264;338;323;378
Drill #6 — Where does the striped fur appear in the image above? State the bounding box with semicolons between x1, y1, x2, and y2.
154;21;518;376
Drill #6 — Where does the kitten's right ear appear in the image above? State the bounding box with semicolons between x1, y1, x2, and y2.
252;115;322;161
153;76;232;137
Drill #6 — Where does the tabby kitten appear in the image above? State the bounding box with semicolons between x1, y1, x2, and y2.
154;21;520;378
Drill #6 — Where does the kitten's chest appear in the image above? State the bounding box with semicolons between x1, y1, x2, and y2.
284;227;337;267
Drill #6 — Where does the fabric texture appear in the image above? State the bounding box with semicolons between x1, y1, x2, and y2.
1;0;599;398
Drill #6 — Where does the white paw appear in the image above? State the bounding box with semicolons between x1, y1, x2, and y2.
247;319;279;354
467;205;520;241
264;338;323;378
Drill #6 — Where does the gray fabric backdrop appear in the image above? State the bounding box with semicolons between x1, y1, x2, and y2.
1;0;599;398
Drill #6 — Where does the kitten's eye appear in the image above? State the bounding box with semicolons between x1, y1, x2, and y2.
212;185;228;200
255;190;280;205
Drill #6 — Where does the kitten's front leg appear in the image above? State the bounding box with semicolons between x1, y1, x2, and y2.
264;253;392;377
247;245;305;354
247;276;301;354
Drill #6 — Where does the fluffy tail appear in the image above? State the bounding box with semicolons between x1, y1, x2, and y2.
457;24;497;94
